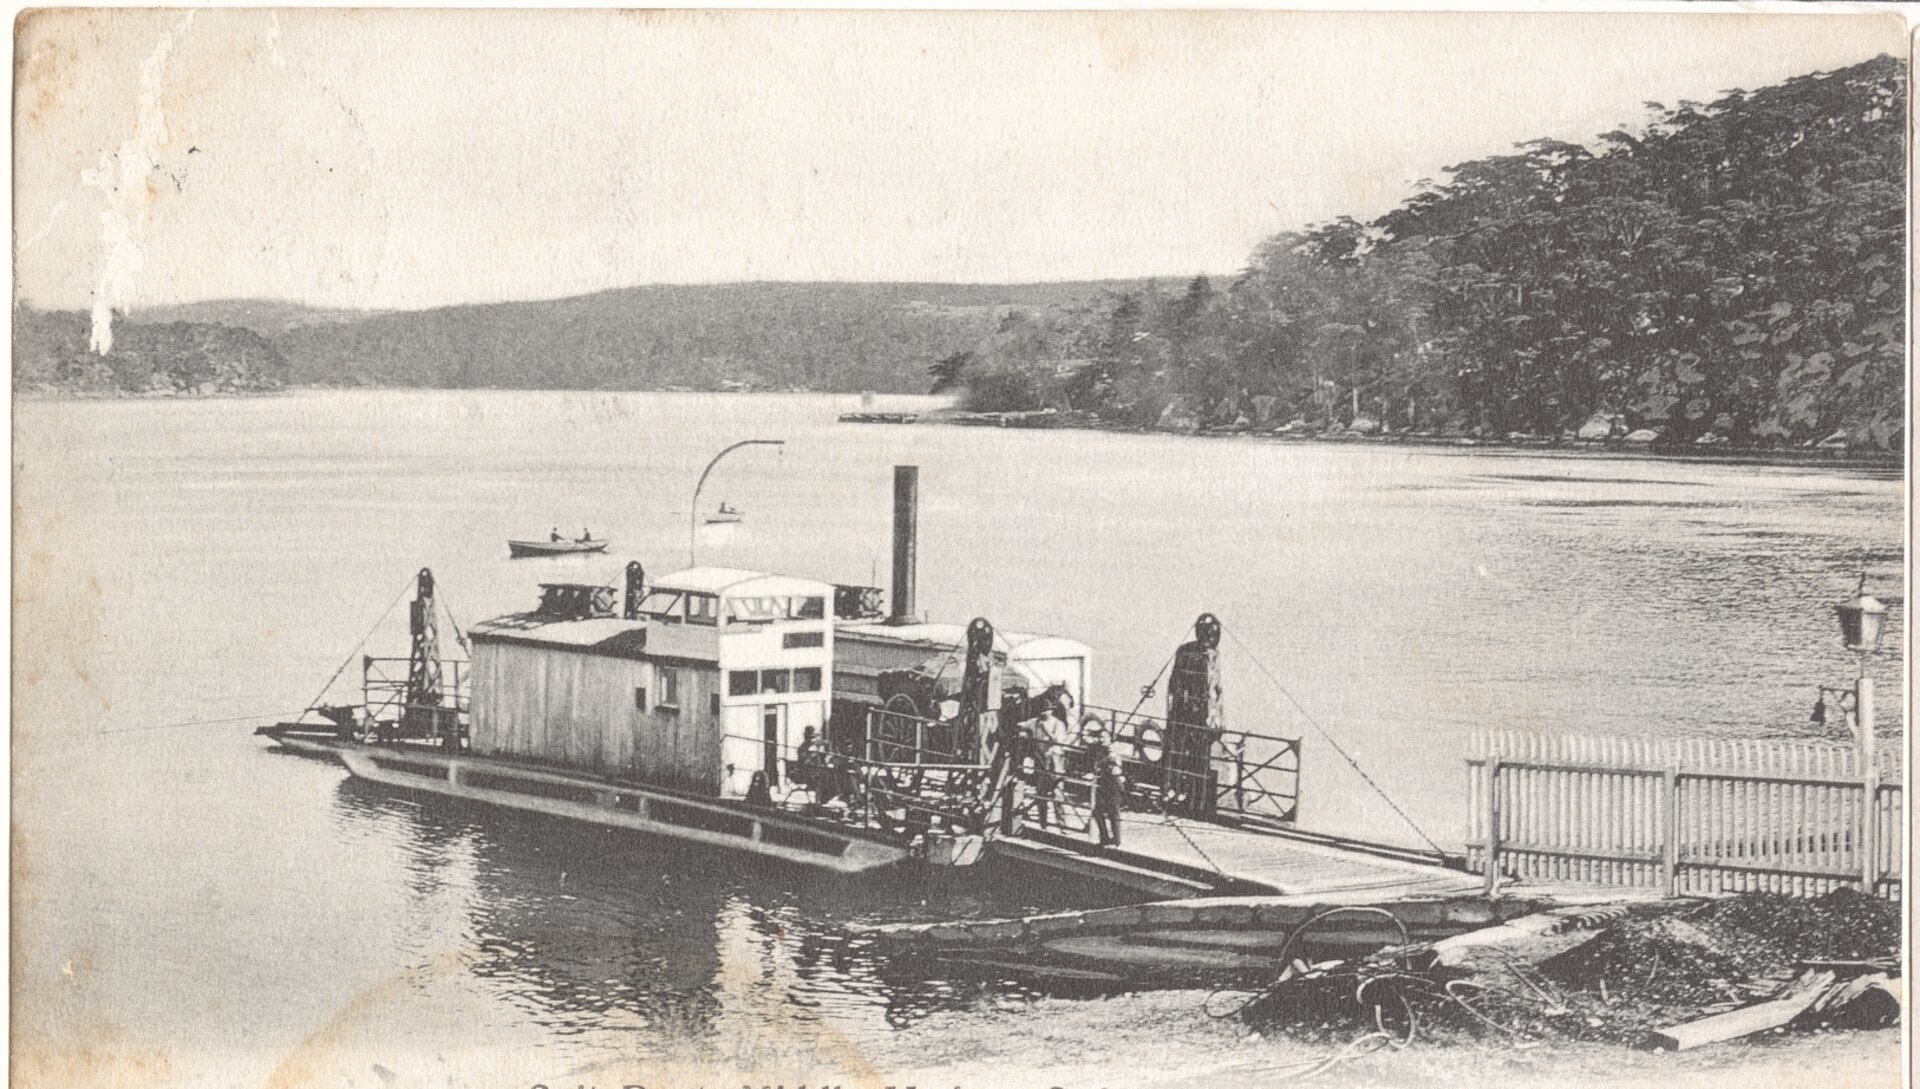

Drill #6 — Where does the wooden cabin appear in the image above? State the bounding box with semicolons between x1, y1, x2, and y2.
467;567;835;799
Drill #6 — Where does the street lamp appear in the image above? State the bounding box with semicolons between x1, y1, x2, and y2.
689;439;784;565
1832;572;1887;892
1834;574;1889;656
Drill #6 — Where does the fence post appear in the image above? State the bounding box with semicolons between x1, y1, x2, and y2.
1661;769;1678;898
1483;757;1502;898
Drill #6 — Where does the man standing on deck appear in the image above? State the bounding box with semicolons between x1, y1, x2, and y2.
1025;712;1064;828
1089;729;1124;848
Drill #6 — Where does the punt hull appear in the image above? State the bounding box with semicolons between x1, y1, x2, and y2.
270;736;910;874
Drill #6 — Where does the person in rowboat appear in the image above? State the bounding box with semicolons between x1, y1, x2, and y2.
550;527;562;542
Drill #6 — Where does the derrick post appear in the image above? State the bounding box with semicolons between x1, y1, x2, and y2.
1165;613;1224;817
960;617;1002;761
403;567;445;740
623;561;647;619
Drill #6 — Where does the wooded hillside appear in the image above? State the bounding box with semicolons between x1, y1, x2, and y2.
937;56;1906;451
15;281;1151;396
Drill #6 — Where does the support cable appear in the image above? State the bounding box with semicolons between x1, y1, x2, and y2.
437;592;470;654
297;574;415;718
1221;624;1448;857
97;710;307;737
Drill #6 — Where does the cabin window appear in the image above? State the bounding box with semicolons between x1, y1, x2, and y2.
793;667;822;693
637;589;684;623
727;596;786;624
759;668;791;694
634;686;647;711
657;667;681;708
728;670;759;697
686;593;719;626
726;596;828;623
783;630;824;649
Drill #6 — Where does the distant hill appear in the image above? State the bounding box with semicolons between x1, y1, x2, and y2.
136;299;390;339
15;279;1170;395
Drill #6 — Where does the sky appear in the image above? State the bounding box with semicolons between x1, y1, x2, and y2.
11;9;1908;316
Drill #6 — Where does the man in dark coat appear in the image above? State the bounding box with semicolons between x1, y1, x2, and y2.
1088;730;1124;847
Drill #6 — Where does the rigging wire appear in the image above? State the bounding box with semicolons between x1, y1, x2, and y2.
100;572;420;738
437;591;470;654
96;710;307;736
295;573;417;719
1221;623;1449;858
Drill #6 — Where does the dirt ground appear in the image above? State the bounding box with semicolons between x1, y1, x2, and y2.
875;988;1903;1089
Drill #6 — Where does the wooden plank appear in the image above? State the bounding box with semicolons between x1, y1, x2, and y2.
1649;970;1835;1051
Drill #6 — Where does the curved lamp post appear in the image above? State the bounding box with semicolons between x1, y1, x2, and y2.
1833;573;1888;892
689;439;784;565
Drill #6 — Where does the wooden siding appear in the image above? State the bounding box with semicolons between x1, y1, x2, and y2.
470;640;723;794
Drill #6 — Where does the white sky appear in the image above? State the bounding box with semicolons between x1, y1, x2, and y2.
11;9;1907;312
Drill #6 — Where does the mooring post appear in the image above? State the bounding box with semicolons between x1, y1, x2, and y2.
1483;756;1502;898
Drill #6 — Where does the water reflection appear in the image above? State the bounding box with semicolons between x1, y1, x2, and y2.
329;777;1142;1049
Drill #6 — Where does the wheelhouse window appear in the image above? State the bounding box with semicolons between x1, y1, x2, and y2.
727;596;787;624
728;670;759;697
793;667;822;693
685;592;720;626
723;595;830;624
759;668;791;694
636;589;684;623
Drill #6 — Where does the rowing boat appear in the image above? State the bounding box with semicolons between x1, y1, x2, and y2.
508;538;611;558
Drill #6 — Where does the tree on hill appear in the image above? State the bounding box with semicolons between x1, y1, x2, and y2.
946;54;1905;451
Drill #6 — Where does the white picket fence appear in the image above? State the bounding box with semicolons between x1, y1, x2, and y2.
1467;730;1903;899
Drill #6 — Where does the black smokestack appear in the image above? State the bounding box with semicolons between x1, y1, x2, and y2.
890;465;918;625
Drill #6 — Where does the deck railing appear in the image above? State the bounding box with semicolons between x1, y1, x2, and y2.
1467;730;1903;899
1082;704;1301;826
363;656;468;745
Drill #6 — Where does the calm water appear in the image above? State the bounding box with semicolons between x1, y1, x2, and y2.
13;391;1903;1085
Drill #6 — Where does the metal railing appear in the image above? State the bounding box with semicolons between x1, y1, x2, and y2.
719;722;997;839
1080;704;1301;826
363;656;469;746
865;705;985;765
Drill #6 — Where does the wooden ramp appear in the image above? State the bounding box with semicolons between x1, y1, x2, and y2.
1003;816;1479;900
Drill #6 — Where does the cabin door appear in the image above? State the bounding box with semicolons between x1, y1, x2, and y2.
762;704;786;787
